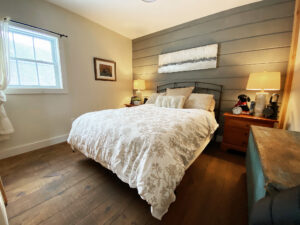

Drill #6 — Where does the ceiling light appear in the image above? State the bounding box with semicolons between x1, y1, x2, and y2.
142;0;156;3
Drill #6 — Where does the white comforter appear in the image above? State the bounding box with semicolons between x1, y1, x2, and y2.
67;104;218;219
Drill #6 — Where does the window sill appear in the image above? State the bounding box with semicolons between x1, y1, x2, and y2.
5;88;68;95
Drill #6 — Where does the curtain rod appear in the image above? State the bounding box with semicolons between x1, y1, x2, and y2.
4;18;68;38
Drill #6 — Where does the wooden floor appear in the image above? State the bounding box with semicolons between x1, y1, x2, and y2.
0;142;248;225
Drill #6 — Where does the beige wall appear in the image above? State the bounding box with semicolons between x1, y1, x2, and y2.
0;0;132;159
284;28;300;132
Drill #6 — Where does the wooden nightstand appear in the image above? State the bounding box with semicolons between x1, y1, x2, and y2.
221;113;278;152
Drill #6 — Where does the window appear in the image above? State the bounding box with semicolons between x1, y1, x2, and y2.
7;26;65;93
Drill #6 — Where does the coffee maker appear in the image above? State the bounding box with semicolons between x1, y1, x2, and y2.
263;94;279;119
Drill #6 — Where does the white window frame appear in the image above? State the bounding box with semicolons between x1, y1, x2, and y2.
5;25;68;95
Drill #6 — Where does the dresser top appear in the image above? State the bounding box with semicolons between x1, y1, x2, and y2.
224;112;278;122
251;126;300;191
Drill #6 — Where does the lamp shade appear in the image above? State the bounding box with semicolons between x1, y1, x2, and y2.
133;79;145;90
246;72;281;91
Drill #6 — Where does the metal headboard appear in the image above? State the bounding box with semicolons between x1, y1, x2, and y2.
157;81;223;122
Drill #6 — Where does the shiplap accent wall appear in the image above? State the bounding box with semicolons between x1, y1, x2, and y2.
132;0;294;134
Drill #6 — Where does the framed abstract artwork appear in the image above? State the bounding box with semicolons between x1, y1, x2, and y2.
158;44;218;73
94;58;116;81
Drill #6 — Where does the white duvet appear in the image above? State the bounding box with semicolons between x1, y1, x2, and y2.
67;104;218;219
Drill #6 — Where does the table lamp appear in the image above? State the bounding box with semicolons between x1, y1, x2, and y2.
246;72;281;117
133;79;145;101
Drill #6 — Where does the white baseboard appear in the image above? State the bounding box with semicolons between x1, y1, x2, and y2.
0;133;223;160
0;134;69;160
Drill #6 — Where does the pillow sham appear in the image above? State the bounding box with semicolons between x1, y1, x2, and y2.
184;93;214;111
146;92;166;104
155;95;186;109
209;99;216;112
166;87;194;99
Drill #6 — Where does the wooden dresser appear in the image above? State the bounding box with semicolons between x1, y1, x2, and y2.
246;126;300;217
221;113;278;152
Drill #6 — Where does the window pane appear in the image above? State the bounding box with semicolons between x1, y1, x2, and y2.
37;63;56;86
9;60;19;85
18;61;38;85
14;33;34;60
9;33;15;57
34;38;53;62
7;26;63;90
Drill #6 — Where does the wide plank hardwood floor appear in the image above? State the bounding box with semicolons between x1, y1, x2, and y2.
0;142;247;225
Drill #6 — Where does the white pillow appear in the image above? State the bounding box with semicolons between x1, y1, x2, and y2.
146;92;166;104
209;99;216;112
155;95;186;108
166;87;194;99
184;93;214;111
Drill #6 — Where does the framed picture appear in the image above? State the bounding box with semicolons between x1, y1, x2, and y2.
94;58;116;81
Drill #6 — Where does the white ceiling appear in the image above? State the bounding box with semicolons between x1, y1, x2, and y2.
46;0;261;39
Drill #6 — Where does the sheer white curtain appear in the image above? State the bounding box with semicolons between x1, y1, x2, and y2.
0;19;14;141
0;193;9;225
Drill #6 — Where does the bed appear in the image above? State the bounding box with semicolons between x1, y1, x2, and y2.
68;81;223;220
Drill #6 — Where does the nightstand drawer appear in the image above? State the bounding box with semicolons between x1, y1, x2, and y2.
225;118;275;130
221;113;278;152
223;127;249;147
225;118;251;129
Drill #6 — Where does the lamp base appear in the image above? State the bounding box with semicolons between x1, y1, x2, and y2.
136;90;143;102
254;92;268;117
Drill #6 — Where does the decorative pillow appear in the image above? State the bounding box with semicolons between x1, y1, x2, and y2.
166;87;194;99
146;92;166;104
209;99;216;112
155;95;186;109
184;93;214;111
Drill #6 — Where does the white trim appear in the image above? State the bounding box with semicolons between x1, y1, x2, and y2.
0;133;224;159
0;133;68;159
5;87;68;94
6;24;69;95
58;37;68;93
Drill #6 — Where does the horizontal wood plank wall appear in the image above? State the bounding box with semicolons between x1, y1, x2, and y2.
132;0;295;135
